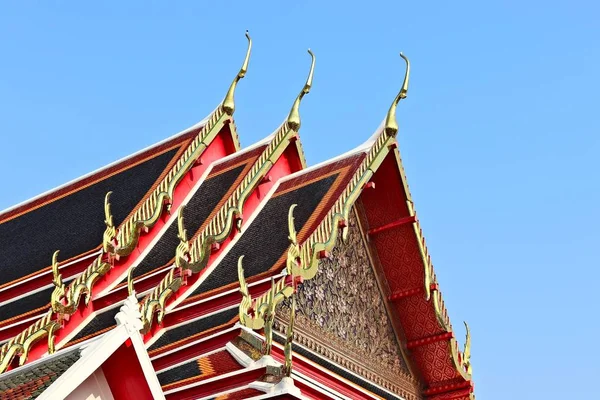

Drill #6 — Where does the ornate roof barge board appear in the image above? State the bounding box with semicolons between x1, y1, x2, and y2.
60;145;278;348
0;32;253;374
137;50;315;338
228;54;473;399
0;136;198;328
0;45;474;400
89;145;269;311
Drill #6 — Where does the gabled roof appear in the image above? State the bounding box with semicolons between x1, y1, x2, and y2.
37;296;164;400
0;346;81;400
0;296;163;400
61;144;271;348
136;49;315;337
0;47;475;400
0;135;189;325
0;32;254;374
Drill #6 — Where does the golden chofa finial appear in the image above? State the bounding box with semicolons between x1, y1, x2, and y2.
286;49;315;131
384;52;410;137
51;250;63;288
222;30;252;115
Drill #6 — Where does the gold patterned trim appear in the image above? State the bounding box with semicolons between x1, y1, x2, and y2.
103;106;228;258
273;316;421;400
51;251;111;316
0;310;59;373
138;50;316;333
140;269;182;334
0;33;253;372
238;255;294;355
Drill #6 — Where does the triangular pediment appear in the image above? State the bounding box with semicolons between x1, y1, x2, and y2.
276;206;421;399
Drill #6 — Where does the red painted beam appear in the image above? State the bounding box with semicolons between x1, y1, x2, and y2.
368;215;416;236
151;327;239;371
160;274;298;329
388;283;438;302
270;345;379;400
406;331;454;349
424;380;473;397
164;367;265;400
25;132;234;364
0;252;98;305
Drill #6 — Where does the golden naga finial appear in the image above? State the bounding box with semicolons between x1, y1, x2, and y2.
283;296;296;377
286;49;315;131
175;205;194;270
51;250;63;289
103;191;116;254
127;267;136;297
384;52;410;137
104;191;114;227
463;321;472;375
222;30;252;115
286;204;302;275
177;206;187;243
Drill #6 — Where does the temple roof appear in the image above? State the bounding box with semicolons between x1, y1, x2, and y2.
0;46;474;400
0;347;81;400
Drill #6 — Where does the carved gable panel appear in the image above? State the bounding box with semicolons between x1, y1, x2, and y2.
278;208;420;399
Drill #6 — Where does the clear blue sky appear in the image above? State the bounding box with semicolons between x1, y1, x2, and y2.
1;2;598;398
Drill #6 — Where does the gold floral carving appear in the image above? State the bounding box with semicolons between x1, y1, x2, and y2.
279;212;414;383
274;316;420;400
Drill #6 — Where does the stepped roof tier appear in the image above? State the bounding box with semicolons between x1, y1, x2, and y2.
0;34;474;400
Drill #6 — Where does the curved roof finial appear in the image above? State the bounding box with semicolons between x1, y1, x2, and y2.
384;52;410;137
222;30;252;116
51;250;62;288
287;49;315;131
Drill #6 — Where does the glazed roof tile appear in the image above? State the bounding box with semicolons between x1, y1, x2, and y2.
0;348;81;400
0;146;182;289
158;349;242;389
149;307;238;353
130;163;248;282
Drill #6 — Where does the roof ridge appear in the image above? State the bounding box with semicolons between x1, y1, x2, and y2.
0;30;255;373
136;48;316;334
0;108;220;221
232;51;469;398
138;119;305;334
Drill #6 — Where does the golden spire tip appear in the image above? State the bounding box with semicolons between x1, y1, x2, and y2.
286;49;315;131
384;52;410;137
222;31;252;115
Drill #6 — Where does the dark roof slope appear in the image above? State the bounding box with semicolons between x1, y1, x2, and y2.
0;145;184;288
129;159;253;281
190;173;338;298
148;307;238;352
185;153;365;301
